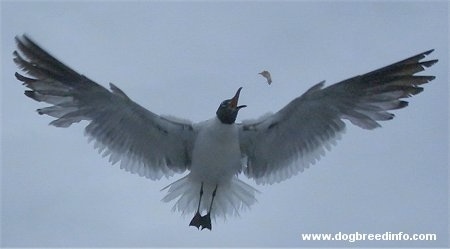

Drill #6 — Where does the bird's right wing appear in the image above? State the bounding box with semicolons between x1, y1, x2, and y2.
14;35;196;180
239;50;437;185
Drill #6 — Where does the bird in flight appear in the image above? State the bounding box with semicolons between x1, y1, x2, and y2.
259;70;272;85
13;35;437;230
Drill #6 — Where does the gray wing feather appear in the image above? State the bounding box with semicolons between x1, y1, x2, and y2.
239;50;437;185
14;35;195;180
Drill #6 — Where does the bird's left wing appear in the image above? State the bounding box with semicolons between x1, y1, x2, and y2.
14;35;196;180
239;50;437;185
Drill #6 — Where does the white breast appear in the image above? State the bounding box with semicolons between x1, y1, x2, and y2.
190;118;242;184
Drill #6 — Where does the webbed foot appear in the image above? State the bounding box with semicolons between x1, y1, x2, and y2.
200;213;212;230
189;211;203;229
189;212;212;230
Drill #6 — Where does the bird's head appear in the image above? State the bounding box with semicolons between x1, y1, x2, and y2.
216;87;247;124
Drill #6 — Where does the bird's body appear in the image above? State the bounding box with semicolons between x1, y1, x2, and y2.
13;35;437;230
190;118;242;184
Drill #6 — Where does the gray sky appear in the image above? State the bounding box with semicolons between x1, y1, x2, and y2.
1;1;448;247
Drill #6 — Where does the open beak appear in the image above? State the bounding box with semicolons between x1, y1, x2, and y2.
230;87;247;110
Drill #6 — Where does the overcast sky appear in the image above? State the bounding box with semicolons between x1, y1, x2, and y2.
1;1;448;248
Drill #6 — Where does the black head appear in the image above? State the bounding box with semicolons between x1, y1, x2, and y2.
216;87;247;124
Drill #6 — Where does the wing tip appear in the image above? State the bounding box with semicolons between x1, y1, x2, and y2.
423;49;434;56
24;90;37;100
422;59;438;68
15;33;34;47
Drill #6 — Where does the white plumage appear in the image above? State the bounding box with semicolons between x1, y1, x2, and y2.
13;35;437;230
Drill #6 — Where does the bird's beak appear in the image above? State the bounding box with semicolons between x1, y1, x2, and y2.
230;87;247;110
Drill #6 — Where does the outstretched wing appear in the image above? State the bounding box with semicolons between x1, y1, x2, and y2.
14;35;196;180
239;50;437;185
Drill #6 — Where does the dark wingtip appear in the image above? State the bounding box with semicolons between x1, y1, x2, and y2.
14;35;22;45
24;90;43;103
423;49;434;56
408;87;424;96
15;33;32;45
24;90;32;97
422;59;438;68
420;49;438;66
15;72;23;80
398;100;409;109
15;72;37;85
15;72;27;81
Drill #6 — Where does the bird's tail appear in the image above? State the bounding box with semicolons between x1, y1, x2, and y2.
161;175;259;219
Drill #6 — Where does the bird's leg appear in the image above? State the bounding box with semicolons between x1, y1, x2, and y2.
200;184;218;231
208;184;218;213
189;182;204;229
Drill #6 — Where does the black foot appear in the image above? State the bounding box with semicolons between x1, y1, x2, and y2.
200;213;212;230
189;212;212;230
189;211;202;229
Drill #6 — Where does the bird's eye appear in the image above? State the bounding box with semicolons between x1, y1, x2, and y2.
221;101;229;107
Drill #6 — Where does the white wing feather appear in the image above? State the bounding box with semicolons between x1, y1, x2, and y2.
14;35;196;180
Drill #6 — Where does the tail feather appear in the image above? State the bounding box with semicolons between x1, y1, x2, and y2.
162;175;259;219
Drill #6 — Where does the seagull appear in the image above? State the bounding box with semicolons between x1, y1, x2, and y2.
259;70;272;84
13;35;437;230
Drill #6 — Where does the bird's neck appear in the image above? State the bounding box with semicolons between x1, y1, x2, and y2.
216;111;237;124
216;115;234;125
